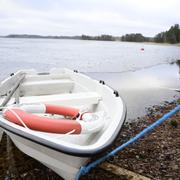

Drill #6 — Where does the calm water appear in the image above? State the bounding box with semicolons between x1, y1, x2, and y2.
0;38;180;76
0;38;180;179
0;38;179;118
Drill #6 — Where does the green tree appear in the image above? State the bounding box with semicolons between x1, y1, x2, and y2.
154;24;180;44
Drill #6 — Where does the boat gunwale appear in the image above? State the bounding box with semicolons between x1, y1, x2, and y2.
0;99;127;157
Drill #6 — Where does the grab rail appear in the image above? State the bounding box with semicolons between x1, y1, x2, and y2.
0;74;25;108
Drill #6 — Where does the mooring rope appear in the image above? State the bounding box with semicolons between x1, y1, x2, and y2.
76;104;180;180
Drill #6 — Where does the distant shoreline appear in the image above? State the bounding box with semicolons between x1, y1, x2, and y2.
141;42;180;47
2;34;82;40
2;34;117;41
1;34;180;46
1;24;180;44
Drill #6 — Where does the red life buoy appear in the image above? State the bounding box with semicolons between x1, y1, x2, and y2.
3;104;104;134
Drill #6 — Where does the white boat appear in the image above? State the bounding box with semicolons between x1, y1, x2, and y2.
0;68;126;179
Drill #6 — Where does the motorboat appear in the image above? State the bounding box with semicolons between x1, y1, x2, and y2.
0;68;126;179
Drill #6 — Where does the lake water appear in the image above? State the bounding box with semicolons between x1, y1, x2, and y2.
0;38;179;119
0;38;180;75
0;38;180;179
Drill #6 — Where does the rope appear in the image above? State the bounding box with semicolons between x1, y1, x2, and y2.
52;129;76;139
1;107;30;129
76;104;180;180
5;108;30;129
1;106;76;135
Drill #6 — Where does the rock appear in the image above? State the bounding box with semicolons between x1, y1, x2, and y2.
172;164;179;170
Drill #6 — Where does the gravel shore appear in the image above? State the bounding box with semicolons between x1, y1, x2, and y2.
81;99;180;180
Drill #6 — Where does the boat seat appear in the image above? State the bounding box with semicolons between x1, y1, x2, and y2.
24;74;70;82
19;79;74;96
20;92;102;106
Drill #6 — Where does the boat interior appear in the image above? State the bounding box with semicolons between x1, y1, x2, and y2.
0;69;124;150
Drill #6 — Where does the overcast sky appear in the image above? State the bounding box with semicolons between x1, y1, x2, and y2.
0;0;179;37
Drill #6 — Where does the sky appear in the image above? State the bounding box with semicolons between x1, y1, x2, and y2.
0;0;179;37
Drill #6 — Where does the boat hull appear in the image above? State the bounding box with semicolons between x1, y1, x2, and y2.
5;130;89;180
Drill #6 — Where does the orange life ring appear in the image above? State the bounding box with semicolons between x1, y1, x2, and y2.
3;104;104;134
3;104;81;134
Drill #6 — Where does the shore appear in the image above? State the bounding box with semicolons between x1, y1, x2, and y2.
138;41;180;47
0;99;179;179
81;98;180;180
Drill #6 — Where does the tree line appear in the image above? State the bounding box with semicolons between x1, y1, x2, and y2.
81;34;115;41
121;24;180;44
5;24;180;44
154;24;180;43
6;34;115;41
121;33;147;42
